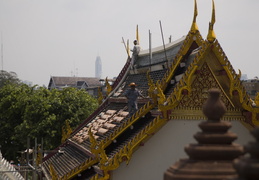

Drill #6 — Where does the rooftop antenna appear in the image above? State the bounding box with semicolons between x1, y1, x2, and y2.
76;68;78;77
73;60;76;77
1;32;3;71
159;20;169;68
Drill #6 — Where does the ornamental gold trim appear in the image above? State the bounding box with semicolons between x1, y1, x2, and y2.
49;163;59;180
98;87;104;105
210;39;259;126
160;29;204;92
105;77;112;96
95;115;167;180
61;120;72;143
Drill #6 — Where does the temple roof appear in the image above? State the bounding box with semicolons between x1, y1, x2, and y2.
41;1;259;179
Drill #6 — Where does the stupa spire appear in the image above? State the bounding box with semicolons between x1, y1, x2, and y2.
234;127;259;180
164;89;244;180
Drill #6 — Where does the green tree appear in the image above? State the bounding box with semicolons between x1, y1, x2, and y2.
0;83;28;160
0;70;20;87
0;83;98;160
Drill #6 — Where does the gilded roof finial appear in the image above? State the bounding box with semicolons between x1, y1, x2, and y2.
98;87;103;105
207;0;216;42
105;77;112;96
255;92;259;106
49;163;59;180
61;120;72;143
190;0;199;33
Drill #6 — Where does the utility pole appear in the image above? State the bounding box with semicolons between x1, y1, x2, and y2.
26;137;30;180
32;138;37;180
1;32;3;71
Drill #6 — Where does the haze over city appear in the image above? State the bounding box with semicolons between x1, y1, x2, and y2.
0;0;258;86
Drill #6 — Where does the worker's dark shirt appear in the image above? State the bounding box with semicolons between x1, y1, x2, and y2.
124;88;141;105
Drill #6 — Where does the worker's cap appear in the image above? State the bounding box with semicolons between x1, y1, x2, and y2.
129;82;136;87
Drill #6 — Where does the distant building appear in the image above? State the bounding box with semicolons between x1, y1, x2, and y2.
48;76;102;97
241;74;248;81
95;56;102;79
22;80;33;86
242;78;259;99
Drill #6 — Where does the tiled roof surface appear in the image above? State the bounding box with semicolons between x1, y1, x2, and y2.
113;69;167;97
42;39;185;179
42;144;90;179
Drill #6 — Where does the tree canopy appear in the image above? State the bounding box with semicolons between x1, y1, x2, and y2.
0;70;21;87
0;83;98;161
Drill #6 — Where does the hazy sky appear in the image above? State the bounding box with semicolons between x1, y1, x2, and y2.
0;0;258;86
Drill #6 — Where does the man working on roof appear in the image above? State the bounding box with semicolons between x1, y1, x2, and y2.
124;82;144;115
131;40;141;68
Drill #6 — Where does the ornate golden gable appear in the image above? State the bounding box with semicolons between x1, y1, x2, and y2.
167;38;258;125
171;62;244;121
178;63;234;109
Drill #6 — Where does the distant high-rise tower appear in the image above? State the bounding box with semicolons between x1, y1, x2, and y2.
95;56;102;78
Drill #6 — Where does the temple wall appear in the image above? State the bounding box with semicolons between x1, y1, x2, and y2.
111;119;253;180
